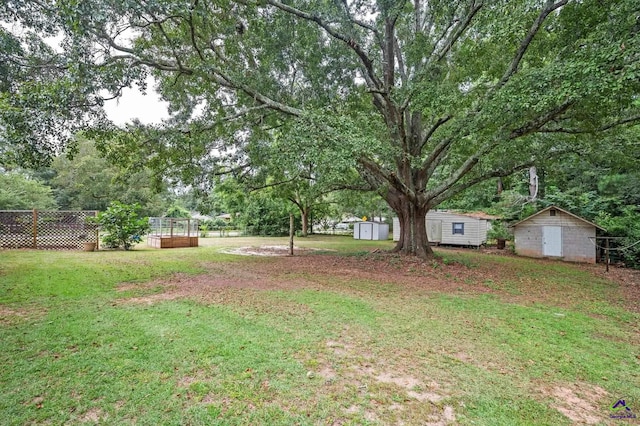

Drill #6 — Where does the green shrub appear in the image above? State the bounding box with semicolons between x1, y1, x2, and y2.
487;221;512;241
596;206;640;268
90;202;150;250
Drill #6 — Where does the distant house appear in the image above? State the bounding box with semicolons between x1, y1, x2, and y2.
191;212;213;221
216;213;232;222
512;205;604;263
393;210;497;247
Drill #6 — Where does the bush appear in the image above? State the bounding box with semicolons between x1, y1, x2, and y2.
596;207;640;268
90;202;150;250
199;223;209;238
487;221;512;241
202;218;230;230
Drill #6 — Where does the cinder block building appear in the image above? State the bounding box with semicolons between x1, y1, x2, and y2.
512;206;604;263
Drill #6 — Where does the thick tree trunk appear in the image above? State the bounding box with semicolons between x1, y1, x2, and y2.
300;207;309;237
386;191;433;258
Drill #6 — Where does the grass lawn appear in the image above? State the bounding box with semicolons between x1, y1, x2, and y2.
1;235;638;425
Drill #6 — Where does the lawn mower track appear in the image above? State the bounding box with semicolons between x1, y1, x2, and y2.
115;247;639;425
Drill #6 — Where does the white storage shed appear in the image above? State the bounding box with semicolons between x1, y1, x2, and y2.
512;205;604;263
393;210;497;247
353;221;389;241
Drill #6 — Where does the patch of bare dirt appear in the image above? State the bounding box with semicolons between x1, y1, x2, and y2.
222;245;326;257
115;246;640;318
79;407;105;423
176;368;219;389
0;305;47;325
592;266;640;314
538;382;610;425
308;331;455;425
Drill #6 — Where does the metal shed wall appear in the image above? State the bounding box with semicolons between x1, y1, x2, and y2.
353;222;389;240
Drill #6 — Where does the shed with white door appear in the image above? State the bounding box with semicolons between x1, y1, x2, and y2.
512;205;604;263
353;221;389;240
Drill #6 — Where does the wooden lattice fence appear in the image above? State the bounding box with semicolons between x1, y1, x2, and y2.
0;210;99;250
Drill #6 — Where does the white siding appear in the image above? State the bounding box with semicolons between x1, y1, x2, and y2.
392;212;490;246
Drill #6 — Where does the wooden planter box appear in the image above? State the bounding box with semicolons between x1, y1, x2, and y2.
147;235;198;249
147;218;199;249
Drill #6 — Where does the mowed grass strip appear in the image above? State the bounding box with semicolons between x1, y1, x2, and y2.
0;236;638;425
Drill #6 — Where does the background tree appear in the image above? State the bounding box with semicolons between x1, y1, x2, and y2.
0;10;118;168
244;128;354;236
3;0;639;257
0;171;58;210
236;189;295;236
332;191;393;224
48;138;170;216
163;203;191;218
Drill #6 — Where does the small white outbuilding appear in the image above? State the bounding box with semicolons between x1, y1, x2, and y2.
353;221;389;241
393;210;497;247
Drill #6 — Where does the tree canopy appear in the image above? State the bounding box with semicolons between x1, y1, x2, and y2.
0;171;57;210
48;138;170;216
2;0;639;256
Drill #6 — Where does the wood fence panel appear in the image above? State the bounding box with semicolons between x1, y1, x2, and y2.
0;210;99;250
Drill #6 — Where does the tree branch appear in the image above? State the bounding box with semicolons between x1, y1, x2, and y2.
358;156;416;201
538;114;640;134
430;160;534;206
420;115;452;152
425;100;572;202
93;27;303;117
434;1;483;62
187;1;206;61
394;36;408;85
493;0;569;92
430;144;579;206
339;0;381;36
509;101;573;139
421;137;454;182
424;142;492;204
266;0;384;91
249;176;300;192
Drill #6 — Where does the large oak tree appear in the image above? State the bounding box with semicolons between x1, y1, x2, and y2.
3;0;639;256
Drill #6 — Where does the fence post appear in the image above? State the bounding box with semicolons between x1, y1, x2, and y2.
95;211;100;250
605;237;610;273
289;213;294;256
32;209;38;249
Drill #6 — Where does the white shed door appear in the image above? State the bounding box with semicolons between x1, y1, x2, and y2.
427;220;442;243
543;226;562;257
360;223;373;240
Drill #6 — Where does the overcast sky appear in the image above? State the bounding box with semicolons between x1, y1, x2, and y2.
102;79;170;126
9;25;172;127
